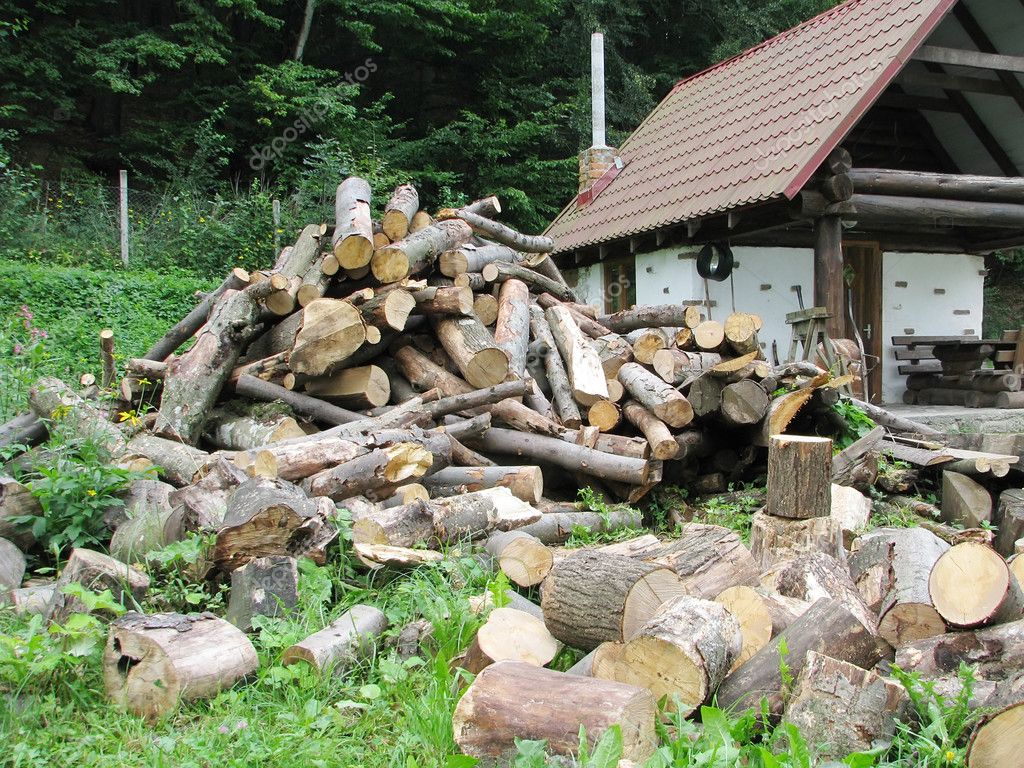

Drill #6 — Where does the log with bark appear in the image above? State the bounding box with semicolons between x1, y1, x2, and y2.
767;435;832;519
382;183;419;242
645;523;759;599
423;465;543;504
433;315;510;389
545;305;609;406
928;541;1024;628
304;436;448;502
29;377;127;456
461;606;559;673
529;306;582;427
372;218;473;283
282;604;388;674
332;177;374;269
749;511;845;568
0;474;38;550
483;529;553;586
440;242;522;278
226;555;299;631
713;585;776;670
430;487;540;542
493;278;530;377
617;363;693;428
0;537;25;592
46;548;150;624
968;702;1024;768
109;479;181;562
941;471;992;529
304;365;391;409
762;551;878;633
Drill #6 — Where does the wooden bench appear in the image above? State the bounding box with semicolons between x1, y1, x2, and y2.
891;335;979;376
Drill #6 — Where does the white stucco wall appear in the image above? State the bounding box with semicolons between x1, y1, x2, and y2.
565;246;985;405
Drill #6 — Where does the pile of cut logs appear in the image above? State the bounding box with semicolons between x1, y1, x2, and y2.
1;177;1023;764
904;370;1024;409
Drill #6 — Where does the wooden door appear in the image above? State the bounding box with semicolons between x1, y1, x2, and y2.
843;242;883;403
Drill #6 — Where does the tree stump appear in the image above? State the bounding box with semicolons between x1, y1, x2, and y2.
282;604;388;675
226;555;299;631
767;435;832;519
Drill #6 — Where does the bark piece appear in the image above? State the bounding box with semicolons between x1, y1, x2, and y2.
452;661;657;765
462;607;559;673
484;530;553;586
592;596;742;716
618;363;693;427
646;523;759;599
762;551;877;633
46;548;149;624
929;541;1024;628
282;604;388;674
540;550;687;650
226;555;299;631
767;435;832;519
749;511;845;568
332;177;374;269
105;611;258;718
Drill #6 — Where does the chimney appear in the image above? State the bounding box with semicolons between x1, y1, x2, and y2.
578;32;619;196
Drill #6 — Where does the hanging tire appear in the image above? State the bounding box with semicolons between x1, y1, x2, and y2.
696;242;734;282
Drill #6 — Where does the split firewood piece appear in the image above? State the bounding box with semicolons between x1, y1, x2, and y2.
206;410;306;451
720;379;770;427
688;375;724;418
716;598;885;715
754;387;815;447
105;611;258;719
372;218;473;283
536;293;611;339
782;651;905;760
109;480;181;563
452;661;657;764
0;474;39;550
394;345;474;399
592;596;742;716
352;499;435;548
618;362;694;427
154;284;271;445
144;267;250;361
995;489;1024;557
431;487;540;542
282;604;387;674
591;333;634;378
767;435;832;519
625;327;669;365
46;548;150;624
304;437;447;502
621;400;677;460
484;530;553;586
213;477;327;571
462;607;559;673
546;305;609;406
382;184;419;241
287;298;368;376
849;527;949;647
433;315;510;389
411;285;473;316
597;304;695;334
929;541;1024;628
968;702;1024;768
304;365;391;409
714;585;775;670
762;551;878;633
645;523;759;599
453;208;554;253
941;471;992;530
529;306;582;427
0;537;25;592
831;483;871;548
749;510;845;568
723;312;760;355
493;278;530;377
540;550;687;650
895;617;1024;681
517;506;642;545
652;349;722;385
424;465;543;504
29;376;127;455
226;555;299;631
440;242;521;277
332;177;374;269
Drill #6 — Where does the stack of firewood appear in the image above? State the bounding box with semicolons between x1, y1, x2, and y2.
904;370;1024;409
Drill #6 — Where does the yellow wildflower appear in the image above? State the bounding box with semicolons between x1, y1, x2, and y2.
945;751;956;762
86;489;97;497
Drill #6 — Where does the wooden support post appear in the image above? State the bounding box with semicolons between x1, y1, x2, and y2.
813;214;844;339
118;169;129;268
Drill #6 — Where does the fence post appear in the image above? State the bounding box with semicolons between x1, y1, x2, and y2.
272;198;281;257
118;169;129;268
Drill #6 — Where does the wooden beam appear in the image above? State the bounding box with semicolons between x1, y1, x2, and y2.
897;70;1009;97
798;191;1024;229
968;232;1024;253
952;5;1024;118
849;169;1024;203
813;215;844;339
912;45;1024;75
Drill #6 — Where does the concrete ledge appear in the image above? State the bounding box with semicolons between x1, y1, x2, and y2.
885;403;1024;434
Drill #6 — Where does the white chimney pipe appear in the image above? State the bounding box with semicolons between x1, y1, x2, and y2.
591;32;606;148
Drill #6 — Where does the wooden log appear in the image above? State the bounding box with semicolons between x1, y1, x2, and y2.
372;218;473;283
304;365;391;409
767;435;832;519
411;285;473;316
462;607;559;673
516;506;642;545
535;293;611;339
433;316;509;389
296;253;332;307
929;541;1024;628
423;465;542;504
473;293;499;326
597;304;693;334
997;391;1024;408
646;523;759;599
430;487;540;542
545;305;609;406
108;480;181;562
382;184;419;241
481;261;575;302
540;550;686;650
762;551;878;633
749;511;845;568
693;320;725;351
996;489;1024;557
783;651;904;760
492;279;531;377
304;438;446;502
359;289;416;333
0;412;47;451
440;242;521;277
484;530;552;586
715;598;884;715
626;327;669;365
206;410;305;451
720;379;770;427
592;596;742;716
652;349;721;384
454;271;487;291
332;177;374;269
104;611;258;719
586;399;620;431
452;661;656;764
591;333;634;379
235;375;361;426
487;398;647;458
351;499;435;548
529;306;582;427
226;555;299;631
621;400;677;460
895;617;1024;681
0;537;25;592
454;208;554;253
121;435;210;487
394;345;474;399
617;362;693;428
46;548;149;624
29;376;127;455
0;474;38;550
830;483;872;548
99;328;116;388
687;375;723;418
941;471;992;529
714;585;775;670
849;397;942;436
282;298;367;376
723;312;760;355
144;268;250;361
968;702;1024;768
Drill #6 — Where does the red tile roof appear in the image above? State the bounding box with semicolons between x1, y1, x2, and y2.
546;0;957;254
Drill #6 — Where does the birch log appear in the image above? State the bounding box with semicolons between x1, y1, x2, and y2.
332;177;374;269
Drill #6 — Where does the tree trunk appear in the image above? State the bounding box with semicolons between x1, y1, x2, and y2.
372;219;473;283
546;305;609;406
452;661;657;764
423;465;543;504
941;471;993;529
720;380;770;427
303;364;391;409
713;585;775;671
968;702;1024;768
767;435;833;519
169;457;247;532
226;555;299;631
484;530;553;586
46;548;149;624
529;306;582;427
645;523;759;599
433;316;509;389
461;607;559;673
493;279;530;377
749;511;845;569
332;178;374;269
382;184;419;241
105;611;258;719
592;596;742;716
617;363;694;427
540;550;686;650
929;541;1024;628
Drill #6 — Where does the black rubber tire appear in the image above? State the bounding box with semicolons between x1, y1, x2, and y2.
696;242;734;282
